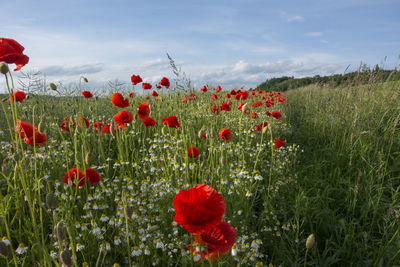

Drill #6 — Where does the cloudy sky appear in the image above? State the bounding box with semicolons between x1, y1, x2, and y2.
2;0;400;92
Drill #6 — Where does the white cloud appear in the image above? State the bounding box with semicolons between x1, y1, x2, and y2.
305;32;323;37
281;12;304;22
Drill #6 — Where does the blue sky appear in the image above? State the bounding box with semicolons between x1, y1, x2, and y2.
2;0;400;91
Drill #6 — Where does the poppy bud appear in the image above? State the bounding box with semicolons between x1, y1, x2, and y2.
89;106;93;112
46;192;58;210
0;241;10;258
49;83;57;91
262;125;268;134
0;240;10;258
85;152;90;165
31;243;44;261
82;77;88;83
306;234;315;249
53;221;68;242
241;103;247;113
148;225;159;232
0;62;9;75
60;249;73;267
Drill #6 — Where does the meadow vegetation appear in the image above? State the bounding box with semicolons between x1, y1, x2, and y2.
0;38;399;266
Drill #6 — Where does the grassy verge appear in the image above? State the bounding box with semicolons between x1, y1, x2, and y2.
282;81;400;265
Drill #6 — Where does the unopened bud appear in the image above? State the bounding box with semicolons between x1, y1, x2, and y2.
262;126;268;134
85;152;90;165
241;103;248;113
306;234;315;249
83;77;88;83
0;62;9;75
54;221;68;242
60;249;72;267
46;192;58;210
49;83;57;91
148;225;159;232
0;241;10;258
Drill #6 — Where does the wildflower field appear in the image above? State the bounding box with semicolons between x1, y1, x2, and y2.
0;38;399;266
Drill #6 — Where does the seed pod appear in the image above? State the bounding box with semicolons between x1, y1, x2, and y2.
0;62;9;75
53;221;68;242
85;152;90;165
0;241;10;258
49;83;57;91
148;225;159;232
59;249;72;267
46;192;58;210
31;243;44;262
306;234;315;249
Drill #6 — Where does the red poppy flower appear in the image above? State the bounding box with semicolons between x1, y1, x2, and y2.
220;101;231;112
210;105;220;115
251;112;257;119
159;77;170;88
93;122;105;133
113;110;133;129
142;83;152;90
156;84;162;90
215;85;222;93
15;120;47;146
129;92;135;98
173;184;226;235
272;111;282;119
141;117;156;128
151;90;159;97
278;96;285;103
251;101;262;108
224;93;231;98
253;122;268;132
131;74;143;85
8;90;26;103
266;110;272;116
230;89;237;95
211;94;218;101
188;146;200;158
188;221;237;262
199;131;207;139
0;38;29;71
240;91;249;100
85;168;101;185
63;168;85;187
102;123;111;134
161;115;180;130
60;118;75;132
218;128;231;141
76;117;89;129
200;85;208;93
82;91;93;99
237;102;245;111
137;102;150;120
275;138;286;149
112;93;129;108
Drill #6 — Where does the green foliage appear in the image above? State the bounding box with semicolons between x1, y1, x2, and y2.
258;68;400;91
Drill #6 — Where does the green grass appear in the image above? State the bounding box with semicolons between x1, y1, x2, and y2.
0;71;399;266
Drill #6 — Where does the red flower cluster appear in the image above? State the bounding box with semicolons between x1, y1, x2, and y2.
0;38;29;71
131;74;142;85
218;128;231;141
113;110;133;129
8;90;26;103
173;184;236;262
63;168;100;187
15;120;47;146
188;146;200;158
112;93;129;108
161;115;179;130
158;77;170;89
142;83;152;90
275;138;286;149
200;85;208;93
82;91;93;99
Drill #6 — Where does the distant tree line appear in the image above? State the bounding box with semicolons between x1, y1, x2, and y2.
257;66;400;91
